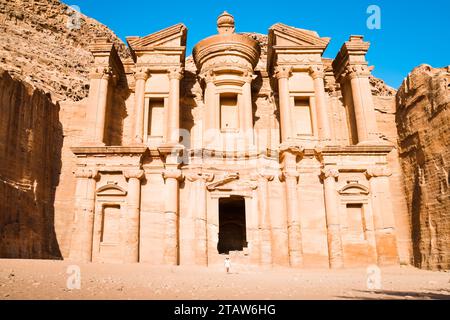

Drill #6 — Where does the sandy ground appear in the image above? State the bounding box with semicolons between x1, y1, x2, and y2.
0;259;449;300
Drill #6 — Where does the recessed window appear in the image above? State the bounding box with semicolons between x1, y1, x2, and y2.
148;98;165;137
101;205;121;244
346;203;367;241
292;97;313;136
220;93;239;132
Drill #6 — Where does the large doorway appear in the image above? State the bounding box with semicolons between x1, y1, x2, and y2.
218;196;247;254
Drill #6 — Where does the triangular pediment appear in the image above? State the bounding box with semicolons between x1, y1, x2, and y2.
127;23;187;51
269;23;330;48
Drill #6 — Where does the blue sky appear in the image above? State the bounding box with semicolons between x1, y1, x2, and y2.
65;0;449;88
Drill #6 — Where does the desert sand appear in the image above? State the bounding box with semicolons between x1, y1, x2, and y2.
0;259;449;300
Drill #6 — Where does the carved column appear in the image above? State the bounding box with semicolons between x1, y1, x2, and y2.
346;65;379;144
309;65;331;143
134;68;149;143
275;66;293;143
69;169;99;262
187;172;214;266
166;67;184;143
163;168;183;265
202;71;216;146
123;169;145;263
88;67;113;144
280;148;303;267
321;168;344;268
258;172;274;266
366;167;399;265
242;71;255;145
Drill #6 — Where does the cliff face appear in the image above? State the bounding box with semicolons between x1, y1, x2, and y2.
0;68;62;259
396;65;450;270
0;0;130;102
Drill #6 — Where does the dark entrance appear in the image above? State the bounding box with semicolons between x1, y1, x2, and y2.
218;196;247;254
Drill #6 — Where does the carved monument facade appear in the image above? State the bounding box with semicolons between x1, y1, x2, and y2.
68;12;409;268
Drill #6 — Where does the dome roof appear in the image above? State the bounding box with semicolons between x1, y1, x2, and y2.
193;12;260;71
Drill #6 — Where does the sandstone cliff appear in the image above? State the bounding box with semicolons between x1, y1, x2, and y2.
0;68;62;259
0;0;130;102
396;65;450;270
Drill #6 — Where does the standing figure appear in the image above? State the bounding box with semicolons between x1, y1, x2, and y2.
224;257;231;274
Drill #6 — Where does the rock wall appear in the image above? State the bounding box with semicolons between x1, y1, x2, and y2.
0;0;130;102
374;96;412;265
0;69;62;259
396;65;450;270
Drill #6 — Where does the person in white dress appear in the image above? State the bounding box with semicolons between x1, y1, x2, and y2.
224;257;231;273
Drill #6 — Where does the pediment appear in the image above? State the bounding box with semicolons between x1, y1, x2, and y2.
207;173;257;192
127;23;187;51
269;23;330;49
97;183;127;197
338;182;370;196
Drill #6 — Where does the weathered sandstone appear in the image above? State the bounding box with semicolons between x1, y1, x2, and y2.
0;68;62;258
396;65;450;270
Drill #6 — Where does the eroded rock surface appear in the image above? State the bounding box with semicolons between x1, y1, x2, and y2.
396;65;450;270
0;68;62;258
0;0;130;102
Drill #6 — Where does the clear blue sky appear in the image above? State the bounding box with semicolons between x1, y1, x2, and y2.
65;0;449;88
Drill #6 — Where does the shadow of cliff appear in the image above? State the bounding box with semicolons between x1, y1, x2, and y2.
0;71;62;259
338;289;450;300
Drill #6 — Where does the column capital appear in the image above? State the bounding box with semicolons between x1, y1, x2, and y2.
89;66;113;80
258;172;275;182
344;64;371;80
168;66;184;80
74;168;99;179
163;169;183;181
309;65;325;80
366;167;392;179
274;66;292;80
280;170;300;182
320;168;340;180
243;70;255;83
186;172;214;183
279;143;304;155
134;67;150;81
200;70;215;84
124;169;145;180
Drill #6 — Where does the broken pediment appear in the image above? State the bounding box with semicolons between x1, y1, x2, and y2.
268;23;330;49
207;173;258;192
127;23;187;61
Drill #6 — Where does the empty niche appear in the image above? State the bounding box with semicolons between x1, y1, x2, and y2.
292;97;313;136
220;93;239;131
101;204;121;244
148;98;165;137
346;203;367;241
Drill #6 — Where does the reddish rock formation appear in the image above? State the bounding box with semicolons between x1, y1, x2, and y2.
0;68;62;259
396;65;450;270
